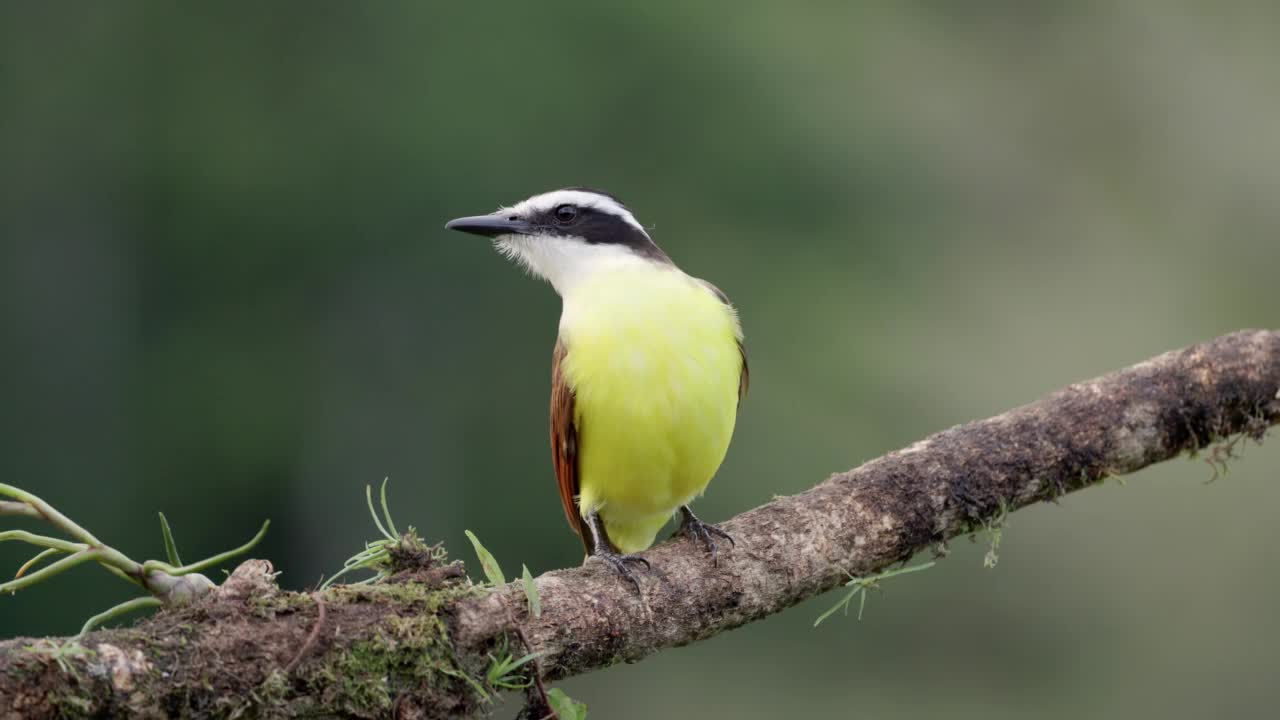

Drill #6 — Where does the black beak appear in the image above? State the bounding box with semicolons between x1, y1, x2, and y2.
444;213;533;238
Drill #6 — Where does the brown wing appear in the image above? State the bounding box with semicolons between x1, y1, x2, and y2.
736;339;750;405
550;338;590;552
698;279;750;407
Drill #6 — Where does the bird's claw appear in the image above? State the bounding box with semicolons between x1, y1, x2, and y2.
590;551;651;594
678;508;735;565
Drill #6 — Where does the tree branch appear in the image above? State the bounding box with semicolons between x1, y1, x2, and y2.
2;329;1277;719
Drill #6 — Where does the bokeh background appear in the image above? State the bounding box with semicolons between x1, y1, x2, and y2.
3;2;1278;718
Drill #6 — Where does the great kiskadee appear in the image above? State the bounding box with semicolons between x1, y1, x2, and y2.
446;188;747;588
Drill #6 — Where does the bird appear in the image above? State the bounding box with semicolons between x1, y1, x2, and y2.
446;188;747;589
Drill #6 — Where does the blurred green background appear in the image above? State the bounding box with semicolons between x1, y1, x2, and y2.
2;2;1278;718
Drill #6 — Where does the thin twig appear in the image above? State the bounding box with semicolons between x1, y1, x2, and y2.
513;622;553;718
499;596;554;718
283;597;327;674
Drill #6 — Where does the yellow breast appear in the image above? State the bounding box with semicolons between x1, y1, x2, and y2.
559;266;743;553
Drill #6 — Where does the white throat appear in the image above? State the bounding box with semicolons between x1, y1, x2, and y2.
494;234;661;297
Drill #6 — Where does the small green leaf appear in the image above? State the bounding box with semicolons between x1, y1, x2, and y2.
464;530;505;586
366;485;394;542
521;564;541;618
813;587;857;627
158;512;183;567
486;648;545;690
378;478;399;538
546;688;588;720
813;561;935;627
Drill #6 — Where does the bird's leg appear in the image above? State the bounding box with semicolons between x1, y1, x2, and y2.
677;506;735;565
584;510;650;594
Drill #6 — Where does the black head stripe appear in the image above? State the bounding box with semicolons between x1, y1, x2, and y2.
521;188;671;263
577;207;653;246
534;205;669;263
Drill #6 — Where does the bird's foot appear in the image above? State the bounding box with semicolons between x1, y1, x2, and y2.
677;506;734;565
588;548;651;595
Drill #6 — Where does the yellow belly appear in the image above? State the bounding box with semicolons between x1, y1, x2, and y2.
560;267;743;553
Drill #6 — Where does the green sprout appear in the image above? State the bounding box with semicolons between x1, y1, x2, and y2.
521;564;541;618
464;529;505;586
321;479;440;589
22;639;95;679
159;511;184;566
1;482;269;636
546;688;589;720
813;561;935;627
461;530;585;718
485;635;544;691
438;664;492;704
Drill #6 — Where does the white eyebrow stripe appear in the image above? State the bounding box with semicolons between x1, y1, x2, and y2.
507;190;647;234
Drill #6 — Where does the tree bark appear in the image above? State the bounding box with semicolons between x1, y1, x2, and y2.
2;329;1278;719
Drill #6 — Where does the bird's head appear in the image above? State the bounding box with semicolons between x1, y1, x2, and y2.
446;188;671;295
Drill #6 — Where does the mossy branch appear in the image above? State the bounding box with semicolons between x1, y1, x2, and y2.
0;329;1277;720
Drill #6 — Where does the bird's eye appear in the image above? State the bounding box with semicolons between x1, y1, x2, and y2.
554;204;579;224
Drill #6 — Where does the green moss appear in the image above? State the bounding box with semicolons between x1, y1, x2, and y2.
327;576;477;606
254;669;292;708
305;582;486;718
6;651;45;685
48;690;96;717
248;590;313;619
